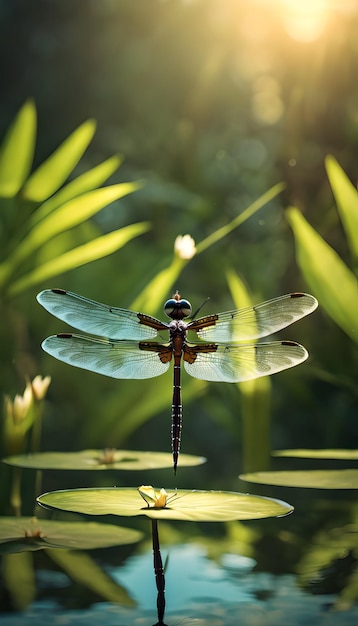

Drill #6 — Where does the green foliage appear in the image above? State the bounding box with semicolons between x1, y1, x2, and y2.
22;119;97;202
226;268;272;472
287;158;358;344
47;550;136;605
130;183;284;314
296;518;358;610
0;100;36;197
0;101;148;298
325;156;358;266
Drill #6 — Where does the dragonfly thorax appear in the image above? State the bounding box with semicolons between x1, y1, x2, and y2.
168;319;188;334
164;294;192;320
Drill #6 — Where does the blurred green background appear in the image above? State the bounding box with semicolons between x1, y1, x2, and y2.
0;0;357;492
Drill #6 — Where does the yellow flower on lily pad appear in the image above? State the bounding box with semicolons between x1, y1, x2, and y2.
138;486;171;509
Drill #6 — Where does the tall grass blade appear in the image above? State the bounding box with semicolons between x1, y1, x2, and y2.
287;206;358;343
22;120;97;202
226;268;271;472
31;155;123;225
9;222;150;296
325;155;358;265
5;182;141;275
0;100;36;198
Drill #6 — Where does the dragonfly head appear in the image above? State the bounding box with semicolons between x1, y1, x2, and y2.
164;292;192;320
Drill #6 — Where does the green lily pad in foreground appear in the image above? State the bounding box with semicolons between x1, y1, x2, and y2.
0;517;143;554
273;448;358;460
37;487;293;522
240;469;358;490
3;449;206;471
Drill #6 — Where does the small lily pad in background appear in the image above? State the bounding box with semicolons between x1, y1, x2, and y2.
273;449;358;460
2;449;206;471
0;516;143;554
240;469;358;490
37;487;293;521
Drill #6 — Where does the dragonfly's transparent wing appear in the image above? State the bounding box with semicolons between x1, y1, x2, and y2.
42;335;171;379
37;289;166;340
184;341;308;382
191;293;318;342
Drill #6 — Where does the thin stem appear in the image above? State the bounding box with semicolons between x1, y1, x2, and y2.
10;467;22;516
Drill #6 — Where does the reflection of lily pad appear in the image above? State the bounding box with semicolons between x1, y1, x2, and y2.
37;487;293;521
296;523;358;605
273;449;358;460
0;516;143;554
3;449;206;471
240;469;358;489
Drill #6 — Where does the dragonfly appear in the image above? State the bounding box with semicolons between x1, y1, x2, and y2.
37;288;318;472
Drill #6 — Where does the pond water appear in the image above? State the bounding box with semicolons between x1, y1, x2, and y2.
1;541;358;626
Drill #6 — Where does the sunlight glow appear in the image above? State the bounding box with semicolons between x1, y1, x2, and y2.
278;0;331;41
274;0;357;42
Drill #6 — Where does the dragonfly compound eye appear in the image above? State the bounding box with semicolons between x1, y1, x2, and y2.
164;299;178;318
178;299;192;318
164;298;192;319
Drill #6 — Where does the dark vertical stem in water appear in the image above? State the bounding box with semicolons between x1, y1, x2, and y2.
151;518;167;626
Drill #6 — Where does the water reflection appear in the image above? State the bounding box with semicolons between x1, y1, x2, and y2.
1;525;358;624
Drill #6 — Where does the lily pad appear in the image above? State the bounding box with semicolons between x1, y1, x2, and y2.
273;449;358;460
0;516;143;554
2;449;206;471
240;469;358;490
37;487;293;522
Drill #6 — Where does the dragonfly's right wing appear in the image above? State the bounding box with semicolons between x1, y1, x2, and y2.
184;340;308;382
37;289;166;340
190;293;318;342
42;334;171;379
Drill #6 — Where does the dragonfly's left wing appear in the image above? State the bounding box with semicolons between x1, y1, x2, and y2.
189;293;318;342
41;334;171;379
37;289;167;340
183;340;308;382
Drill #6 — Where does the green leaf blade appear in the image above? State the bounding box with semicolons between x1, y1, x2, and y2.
22;119;97;202
130;183;285;313
30;154;123;225
8;221;150;296
5;182;141;273
326;155;358;262
0;100;37;197
196;182;285;254
226;268;271;473
130;256;187;314
286;206;358;343
47;550;136;605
